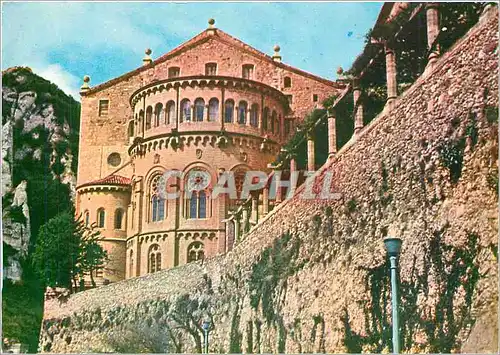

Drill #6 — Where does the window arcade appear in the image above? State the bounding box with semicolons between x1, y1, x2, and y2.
148;244;162;273
224;99;234;123
187;242;204;263
150;175;166;222
97;208;105;228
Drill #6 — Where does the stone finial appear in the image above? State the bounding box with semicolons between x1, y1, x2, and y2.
336;66;344;75
272;44;282;62
207;18;216;35
80;75;90;94
143;48;153;66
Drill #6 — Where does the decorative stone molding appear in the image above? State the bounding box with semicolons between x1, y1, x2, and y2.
77;184;131;194
138;233;169;244
129;131;280;157
177;231;217;240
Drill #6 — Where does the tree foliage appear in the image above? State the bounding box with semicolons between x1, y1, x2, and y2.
32;212;107;292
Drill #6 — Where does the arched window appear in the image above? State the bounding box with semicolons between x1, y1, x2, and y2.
114;208;124;229
284;76;292;88
145;106;153;130
129;250;134;277
150;175;166;222
84;210;90;227
187;242;204;263
97;208;105;228
250;104;259;127
188;191;207;219
262;107;269;131
185;168;210;219
225;99;234;123
208;98;219;121
194;98;205;122
128;121;134;138
148;244;162;273
181;99;191;122
271;110;277;134
154;103;163;127
166;101;175;124
238;101;247;124
139;110;144;134
276;114;281;135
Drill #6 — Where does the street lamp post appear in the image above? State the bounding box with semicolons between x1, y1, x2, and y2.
383;237;402;354
201;320;210;354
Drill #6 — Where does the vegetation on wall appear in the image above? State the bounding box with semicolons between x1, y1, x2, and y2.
2;265;44;352
342;230;486;353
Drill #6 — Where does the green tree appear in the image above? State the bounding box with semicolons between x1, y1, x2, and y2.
76;219;108;288
32;212;107;292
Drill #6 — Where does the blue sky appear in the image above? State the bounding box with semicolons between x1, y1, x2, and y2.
2;1;382;99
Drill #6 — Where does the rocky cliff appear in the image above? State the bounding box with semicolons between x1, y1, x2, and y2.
40;7;498;354
2;66;80;351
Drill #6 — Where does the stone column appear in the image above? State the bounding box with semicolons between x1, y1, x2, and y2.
205;105;209;122
219;220;227;253
251;195;259;224
242;207;250;233
353;79;364;135
307;131;315;171
385;42;397;110
262;186;269;215
280;116;285;141
426;3;440;68
327;109;337;158
275;180;283;205
234;216;241;242
290;154;297;173
226;218;235;252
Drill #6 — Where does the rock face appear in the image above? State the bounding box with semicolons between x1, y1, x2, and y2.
39;8;498;354
3;180;31;280
2;67;80;282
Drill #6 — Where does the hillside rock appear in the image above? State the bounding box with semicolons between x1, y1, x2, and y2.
2;66;80;282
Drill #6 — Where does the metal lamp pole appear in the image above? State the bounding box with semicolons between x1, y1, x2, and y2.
383;237;402;354
201;320;210;354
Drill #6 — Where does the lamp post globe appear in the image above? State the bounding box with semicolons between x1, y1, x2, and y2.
383;237;402;257
201;319;211;354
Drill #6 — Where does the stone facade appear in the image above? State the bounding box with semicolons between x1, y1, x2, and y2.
76;21;343;282
41;6;498;353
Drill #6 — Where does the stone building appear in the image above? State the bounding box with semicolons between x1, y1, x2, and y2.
76;19;344;283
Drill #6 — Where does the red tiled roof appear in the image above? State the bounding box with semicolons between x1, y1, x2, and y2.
77;174;132;189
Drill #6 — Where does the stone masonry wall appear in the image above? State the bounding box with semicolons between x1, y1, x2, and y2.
41;8;498;353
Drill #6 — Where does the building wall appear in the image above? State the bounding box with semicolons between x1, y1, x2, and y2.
77;188;131;282
41;8;499;354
